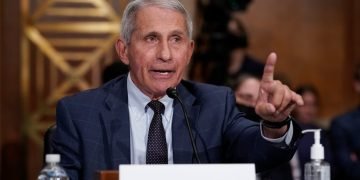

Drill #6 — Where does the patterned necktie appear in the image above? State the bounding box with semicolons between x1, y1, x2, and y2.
146;100;168;164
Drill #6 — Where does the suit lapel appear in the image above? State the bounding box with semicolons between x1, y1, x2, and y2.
100;76;131;168
99;78;201;166
172;82;201;163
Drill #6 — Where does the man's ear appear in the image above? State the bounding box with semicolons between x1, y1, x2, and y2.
115;38;129;65
186;40;195;65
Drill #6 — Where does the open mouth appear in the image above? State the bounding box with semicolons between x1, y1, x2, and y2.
151;70;175;74
150;69;175;79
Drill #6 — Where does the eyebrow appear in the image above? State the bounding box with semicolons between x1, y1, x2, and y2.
144;31;161;37
143;30;187;37
170;30;186;36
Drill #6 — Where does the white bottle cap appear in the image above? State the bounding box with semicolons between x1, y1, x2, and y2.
45;154;60;163
302;129;324;160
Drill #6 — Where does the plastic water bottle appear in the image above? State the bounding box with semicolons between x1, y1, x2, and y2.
38;154;69;180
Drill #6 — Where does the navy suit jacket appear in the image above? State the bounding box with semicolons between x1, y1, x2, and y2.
53;75;301;180
330;107;360;180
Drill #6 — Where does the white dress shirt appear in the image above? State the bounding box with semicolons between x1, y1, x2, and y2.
127;74;174;164
126;73;293;164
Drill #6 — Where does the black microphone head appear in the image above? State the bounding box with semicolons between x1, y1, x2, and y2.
166;87;178;99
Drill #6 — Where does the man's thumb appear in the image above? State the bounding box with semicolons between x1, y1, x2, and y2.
255;103;276;117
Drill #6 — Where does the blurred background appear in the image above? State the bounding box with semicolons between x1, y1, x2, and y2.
1;0;359;179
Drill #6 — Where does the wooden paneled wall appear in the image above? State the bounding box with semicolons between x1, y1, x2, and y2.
0;0;359;179
237;0;360;120
1;0;25;179
354;1;360;63
1;0;124;179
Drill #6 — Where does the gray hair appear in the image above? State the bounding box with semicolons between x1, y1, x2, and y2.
120;0;193;44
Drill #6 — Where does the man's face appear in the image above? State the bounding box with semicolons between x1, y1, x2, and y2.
116;6;194;99
235;78;260;107
294;92;318;124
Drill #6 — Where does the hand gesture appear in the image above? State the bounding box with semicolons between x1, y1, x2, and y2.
255;52;304;122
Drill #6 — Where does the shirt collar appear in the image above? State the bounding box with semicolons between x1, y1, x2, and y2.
127;73;173;121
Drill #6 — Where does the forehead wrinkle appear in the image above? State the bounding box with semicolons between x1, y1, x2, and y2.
133;6;187;34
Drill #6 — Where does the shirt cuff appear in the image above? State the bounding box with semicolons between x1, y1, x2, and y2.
260;120;293;145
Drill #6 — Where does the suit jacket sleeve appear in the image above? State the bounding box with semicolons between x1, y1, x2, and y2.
52;99;81;179
221;88;300;172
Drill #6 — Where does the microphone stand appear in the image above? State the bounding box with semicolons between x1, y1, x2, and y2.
167;88;201;164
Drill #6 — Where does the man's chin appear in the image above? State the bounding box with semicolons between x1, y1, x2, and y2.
144;80;179;98
142;86;164;98
151;86;174;98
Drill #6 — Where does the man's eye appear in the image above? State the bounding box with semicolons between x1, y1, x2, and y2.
171;36;182;43
146;36;157;42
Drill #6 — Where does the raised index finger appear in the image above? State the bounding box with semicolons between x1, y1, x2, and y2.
262;52;277;83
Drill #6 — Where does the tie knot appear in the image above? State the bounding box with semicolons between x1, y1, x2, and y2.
148;100;165;115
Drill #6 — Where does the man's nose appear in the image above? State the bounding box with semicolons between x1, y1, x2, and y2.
157;41;172;62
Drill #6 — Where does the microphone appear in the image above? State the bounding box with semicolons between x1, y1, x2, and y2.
166;87;201;163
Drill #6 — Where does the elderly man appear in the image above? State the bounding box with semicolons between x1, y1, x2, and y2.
53;0;304;179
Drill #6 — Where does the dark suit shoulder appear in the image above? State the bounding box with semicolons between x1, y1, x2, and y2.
59;75;127;107
331;107;360;129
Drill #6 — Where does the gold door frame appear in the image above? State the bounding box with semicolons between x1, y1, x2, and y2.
20;0;127;145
